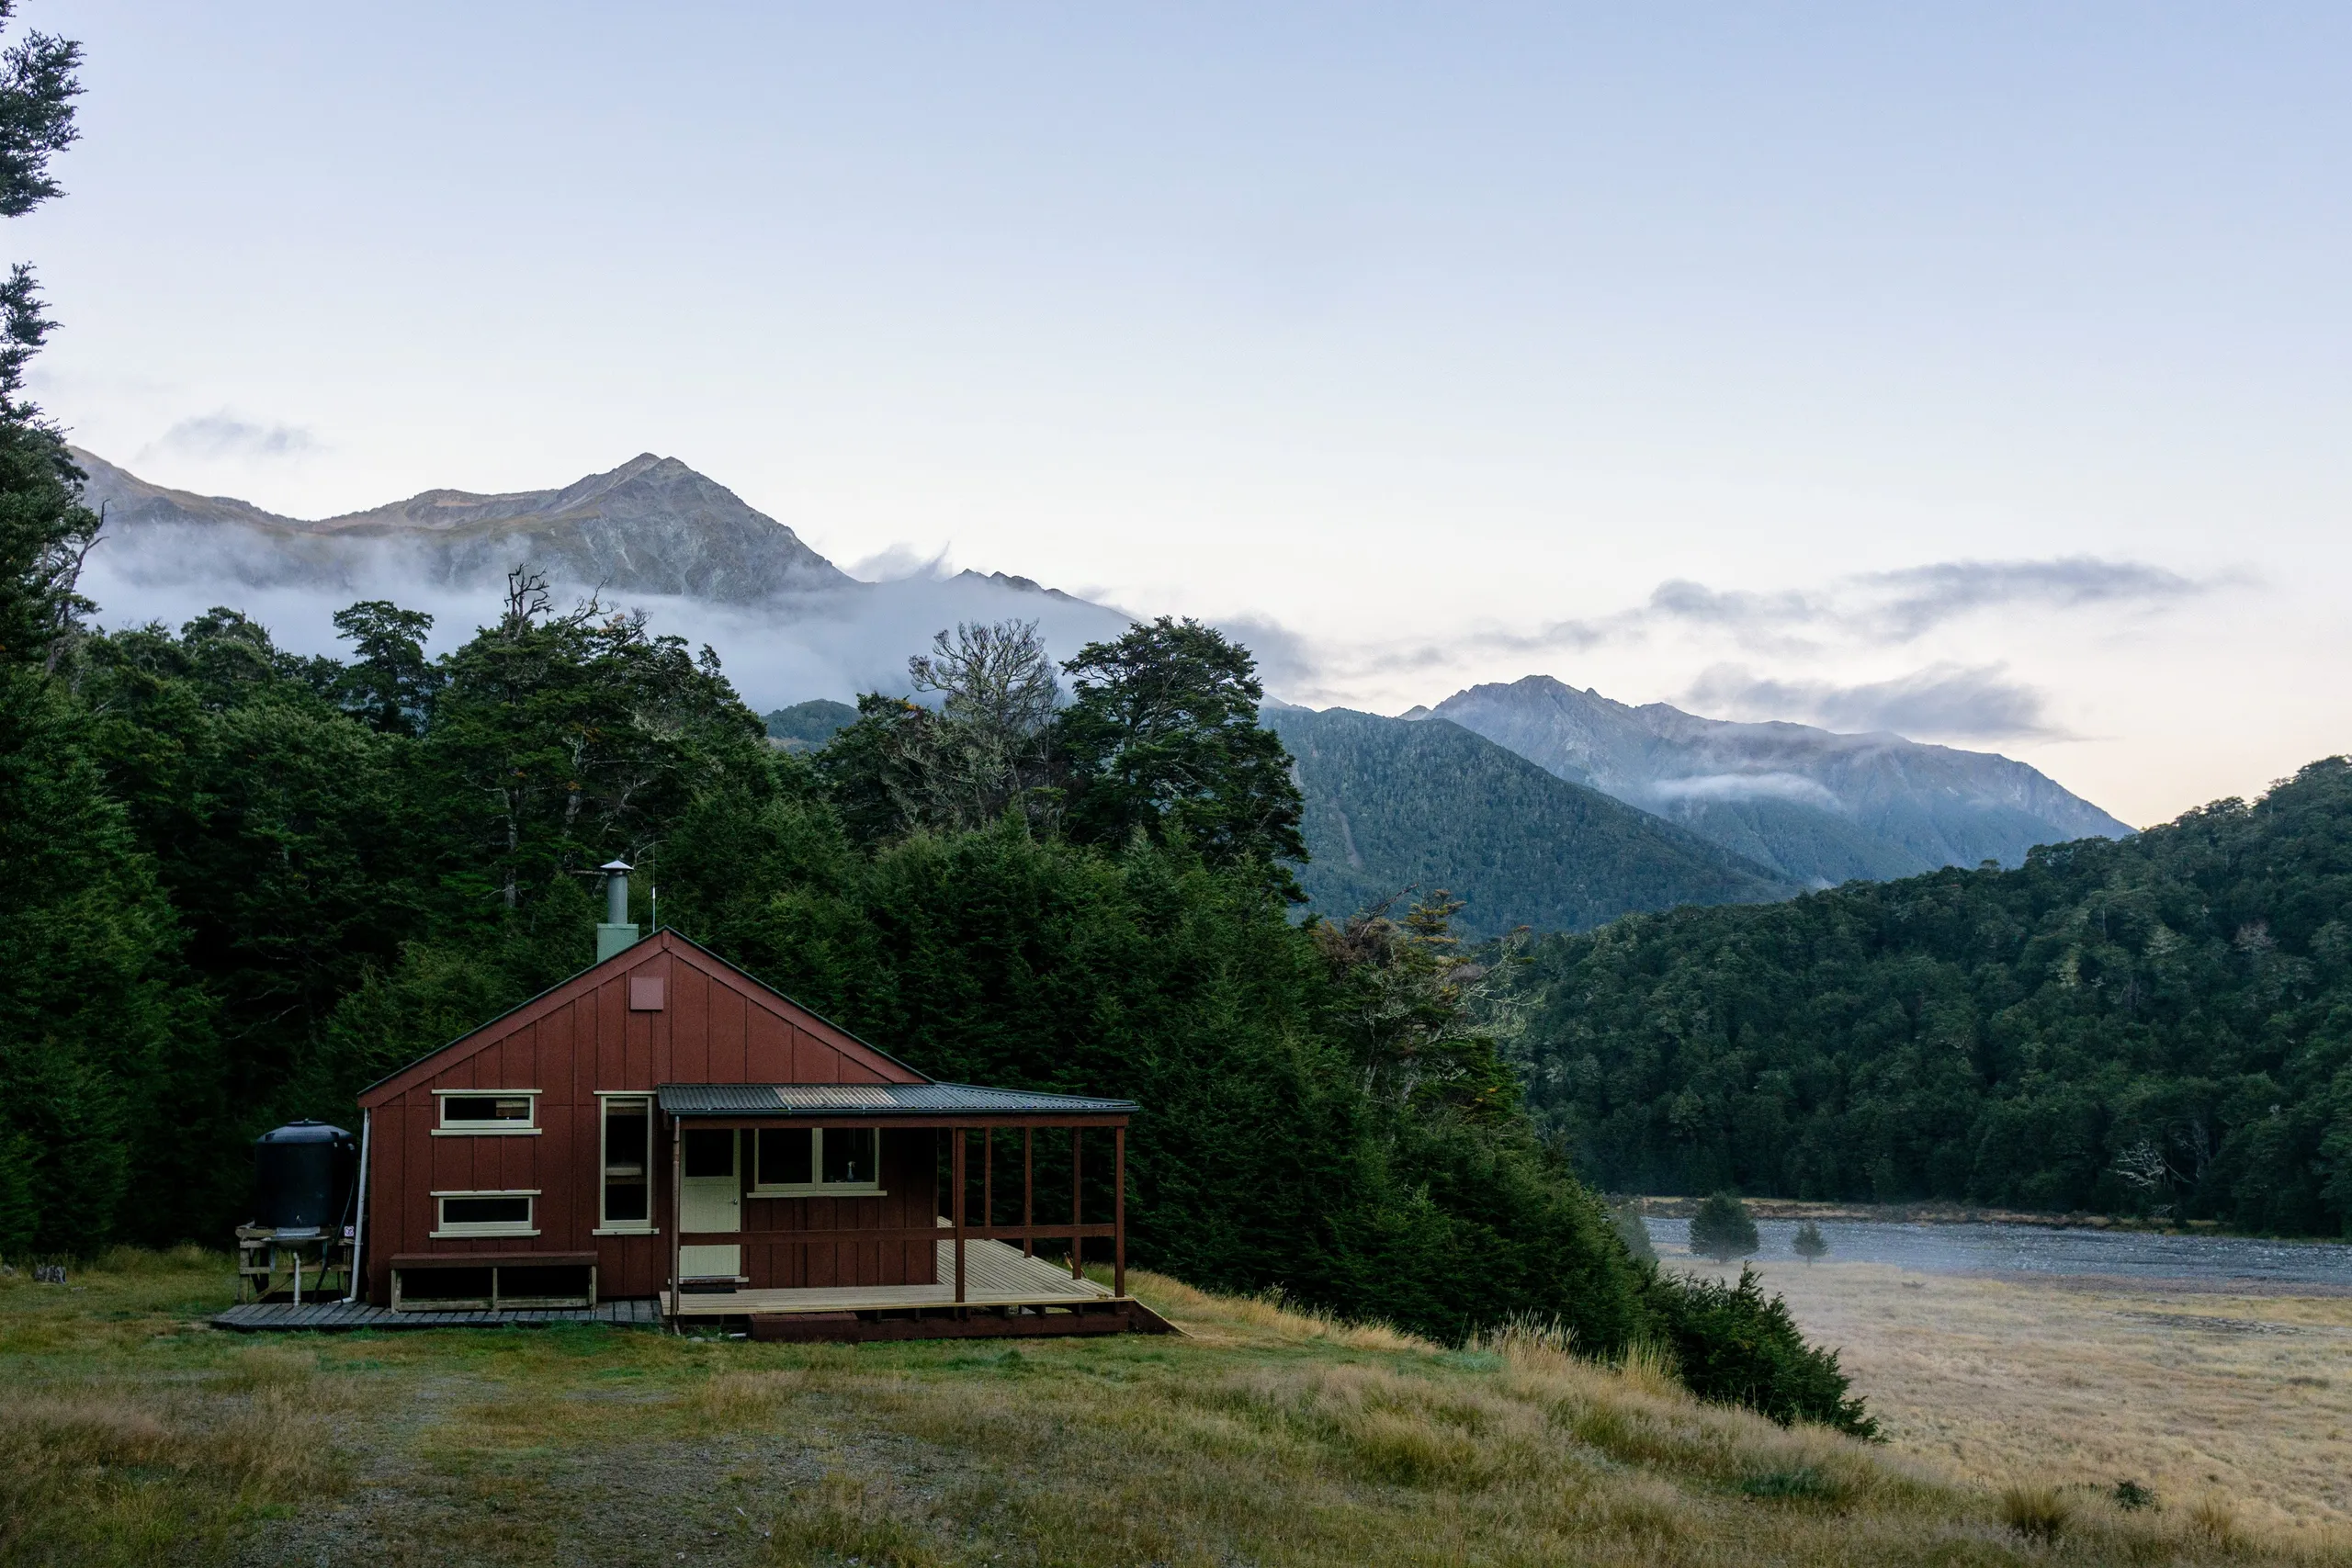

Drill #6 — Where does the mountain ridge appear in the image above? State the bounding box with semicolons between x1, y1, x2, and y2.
1261;704;1801;939
72;446;850;600
1429;674;2131;886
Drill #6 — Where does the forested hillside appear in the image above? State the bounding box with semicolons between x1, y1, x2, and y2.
763;696;856;750
1507;760;2352;1236
1263;704;1797;939
1432;675;2132;886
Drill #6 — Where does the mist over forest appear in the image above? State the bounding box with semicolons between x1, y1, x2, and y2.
71;448;1137;713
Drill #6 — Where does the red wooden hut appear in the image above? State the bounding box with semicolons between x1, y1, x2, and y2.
351;914;1156;1340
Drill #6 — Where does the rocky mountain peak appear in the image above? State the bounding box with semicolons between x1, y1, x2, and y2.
1431;672;2132;885
73;448;852;602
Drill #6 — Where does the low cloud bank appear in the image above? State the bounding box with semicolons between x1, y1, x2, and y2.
1645;771;1845;809
76;552;1134;713
136;412;320;464
1684;662;2066;743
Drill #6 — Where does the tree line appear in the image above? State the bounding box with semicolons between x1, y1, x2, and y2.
1505;757;2352;1237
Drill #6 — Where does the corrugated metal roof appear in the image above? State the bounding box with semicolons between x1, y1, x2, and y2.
657;1082;1137;1117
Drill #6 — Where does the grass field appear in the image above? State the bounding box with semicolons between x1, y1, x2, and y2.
5;1248;2349;1567
1676;1250;2352;1535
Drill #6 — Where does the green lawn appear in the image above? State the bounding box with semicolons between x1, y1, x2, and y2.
1;1248;2337;1567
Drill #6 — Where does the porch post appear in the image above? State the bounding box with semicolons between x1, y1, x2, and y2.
952;1125;967;1304
1069;1126;1084;1280
1022;1128;1035;1258
983;1127;993;1238
1114;1123;1126;1300
668;1111;684;1324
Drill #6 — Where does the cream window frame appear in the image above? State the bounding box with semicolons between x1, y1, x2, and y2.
430;1190;540;1238
749;1125;887;1197
594;1092;659;1235
432;1088;541;1135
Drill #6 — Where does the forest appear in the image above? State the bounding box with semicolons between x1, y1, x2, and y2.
1508;758;2352;1236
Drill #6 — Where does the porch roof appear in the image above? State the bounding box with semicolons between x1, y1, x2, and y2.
656;1081;1136;1118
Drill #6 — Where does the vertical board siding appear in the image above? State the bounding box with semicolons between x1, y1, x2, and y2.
727;1131;937;1292
746;1001;786;1081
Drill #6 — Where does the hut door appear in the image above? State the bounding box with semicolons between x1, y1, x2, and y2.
678;1128;741;1280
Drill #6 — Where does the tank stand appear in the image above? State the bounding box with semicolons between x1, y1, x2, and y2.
235;1225;354;1304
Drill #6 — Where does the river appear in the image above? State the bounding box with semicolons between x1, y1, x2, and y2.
1644;1215;2352;1290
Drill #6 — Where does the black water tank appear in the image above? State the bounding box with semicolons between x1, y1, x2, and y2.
252;1121;356;1233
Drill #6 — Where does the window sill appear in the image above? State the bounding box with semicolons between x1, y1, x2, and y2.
593;1226;660;1236
433;1126;540;1136
750;1186;888;1199
430;1228;541;1239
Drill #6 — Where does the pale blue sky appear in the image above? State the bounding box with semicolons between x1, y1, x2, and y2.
25;3;2352;822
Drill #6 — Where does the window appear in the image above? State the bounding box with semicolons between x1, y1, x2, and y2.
435;1089;539;1134
683;1128;737;1179
752;1126;883;1194
432;1190;537;1237
599;1095;653;1233
756;1127;812;1187
822;1127;876;1186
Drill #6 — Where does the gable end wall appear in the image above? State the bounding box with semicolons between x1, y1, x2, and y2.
360;931;934;1303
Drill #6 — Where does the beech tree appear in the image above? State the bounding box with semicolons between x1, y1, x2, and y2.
0;4;87;668
1055;615;1305;881
0;9;186;1252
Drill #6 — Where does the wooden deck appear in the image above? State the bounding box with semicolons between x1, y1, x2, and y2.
664;1237;1114;1317
213;1297;664;1332
214;1239;1151;1337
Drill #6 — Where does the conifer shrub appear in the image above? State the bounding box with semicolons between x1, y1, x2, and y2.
1689;1191;1759;1262
1646;1267;1877;1437
1792;1220;1828;1264
1606;1196;1658;1264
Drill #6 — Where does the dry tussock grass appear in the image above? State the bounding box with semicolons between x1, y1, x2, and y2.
2000;1482;2075;1541
724;1271;2349;1567
2192;1494;2245;1551
12;1251;2352;1567
0;1253;360;1566
690;1366;816;1426
0;1382;346;1566
1137;1273;1432;1351
1693;1253;2352;1542
765;1472;954;1568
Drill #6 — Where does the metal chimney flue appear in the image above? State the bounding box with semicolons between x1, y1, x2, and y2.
597;859;641;961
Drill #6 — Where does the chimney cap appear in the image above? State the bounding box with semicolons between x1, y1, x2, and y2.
600;859;634;874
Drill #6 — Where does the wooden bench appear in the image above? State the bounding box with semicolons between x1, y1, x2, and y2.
389;1251;598;1312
